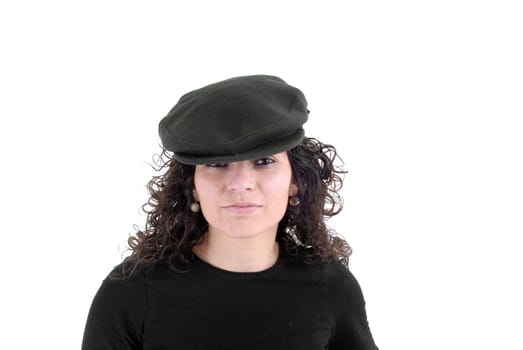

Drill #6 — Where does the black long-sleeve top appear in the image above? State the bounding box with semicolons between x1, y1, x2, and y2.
82;251;378;350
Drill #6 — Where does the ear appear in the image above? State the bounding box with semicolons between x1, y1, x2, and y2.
288;183;298;197
193;189;200;202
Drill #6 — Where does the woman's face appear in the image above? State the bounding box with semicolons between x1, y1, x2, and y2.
193;152;297;240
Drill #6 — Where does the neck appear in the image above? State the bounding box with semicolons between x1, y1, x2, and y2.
192;230;280;273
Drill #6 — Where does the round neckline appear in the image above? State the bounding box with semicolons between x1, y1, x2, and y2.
191;249;287;279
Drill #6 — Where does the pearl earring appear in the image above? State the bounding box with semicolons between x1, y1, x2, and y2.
190;202;200;212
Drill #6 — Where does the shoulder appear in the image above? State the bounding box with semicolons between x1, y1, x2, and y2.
321;259;368;309
98;261;179;299
105;260;177;283
83;263;163;348
324;259;360;288
92;264;151;310
285;253;358;287
282;256;366;307
86;263;172;322
323;262;379;349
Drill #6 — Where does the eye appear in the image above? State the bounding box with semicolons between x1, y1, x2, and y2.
254;157;276;166
206;162;228;168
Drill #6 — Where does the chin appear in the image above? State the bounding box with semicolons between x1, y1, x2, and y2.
219;222;279;240
225;229;268;239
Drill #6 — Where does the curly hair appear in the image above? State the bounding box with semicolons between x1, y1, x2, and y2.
113;137;352;279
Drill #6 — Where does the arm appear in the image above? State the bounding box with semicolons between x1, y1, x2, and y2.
328;263;379;350
81;273;147;350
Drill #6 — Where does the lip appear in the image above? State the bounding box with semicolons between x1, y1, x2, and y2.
223;202;262;214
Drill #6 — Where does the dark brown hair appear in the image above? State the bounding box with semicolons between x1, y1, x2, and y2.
114;137;351;279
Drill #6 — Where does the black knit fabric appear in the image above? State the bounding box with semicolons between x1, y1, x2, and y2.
82;252;378;350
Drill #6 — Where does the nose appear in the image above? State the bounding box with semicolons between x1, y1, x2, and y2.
226;161;256;192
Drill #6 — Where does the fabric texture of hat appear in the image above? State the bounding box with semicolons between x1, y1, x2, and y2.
158;75;309;165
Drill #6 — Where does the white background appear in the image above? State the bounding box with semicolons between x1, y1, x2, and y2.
1;1;522;349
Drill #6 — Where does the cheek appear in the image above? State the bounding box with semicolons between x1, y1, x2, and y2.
194;178;212;203
268;176;293;203
268;180;293;221
193;169;213;203
193;174;223;217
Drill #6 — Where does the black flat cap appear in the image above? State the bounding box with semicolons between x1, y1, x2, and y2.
158;75;309;165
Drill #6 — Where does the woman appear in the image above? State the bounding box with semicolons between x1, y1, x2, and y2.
82;75;379;349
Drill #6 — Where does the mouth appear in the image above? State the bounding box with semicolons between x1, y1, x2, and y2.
223;202;262;214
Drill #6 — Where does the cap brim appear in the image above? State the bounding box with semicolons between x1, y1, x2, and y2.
172;128;305;165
